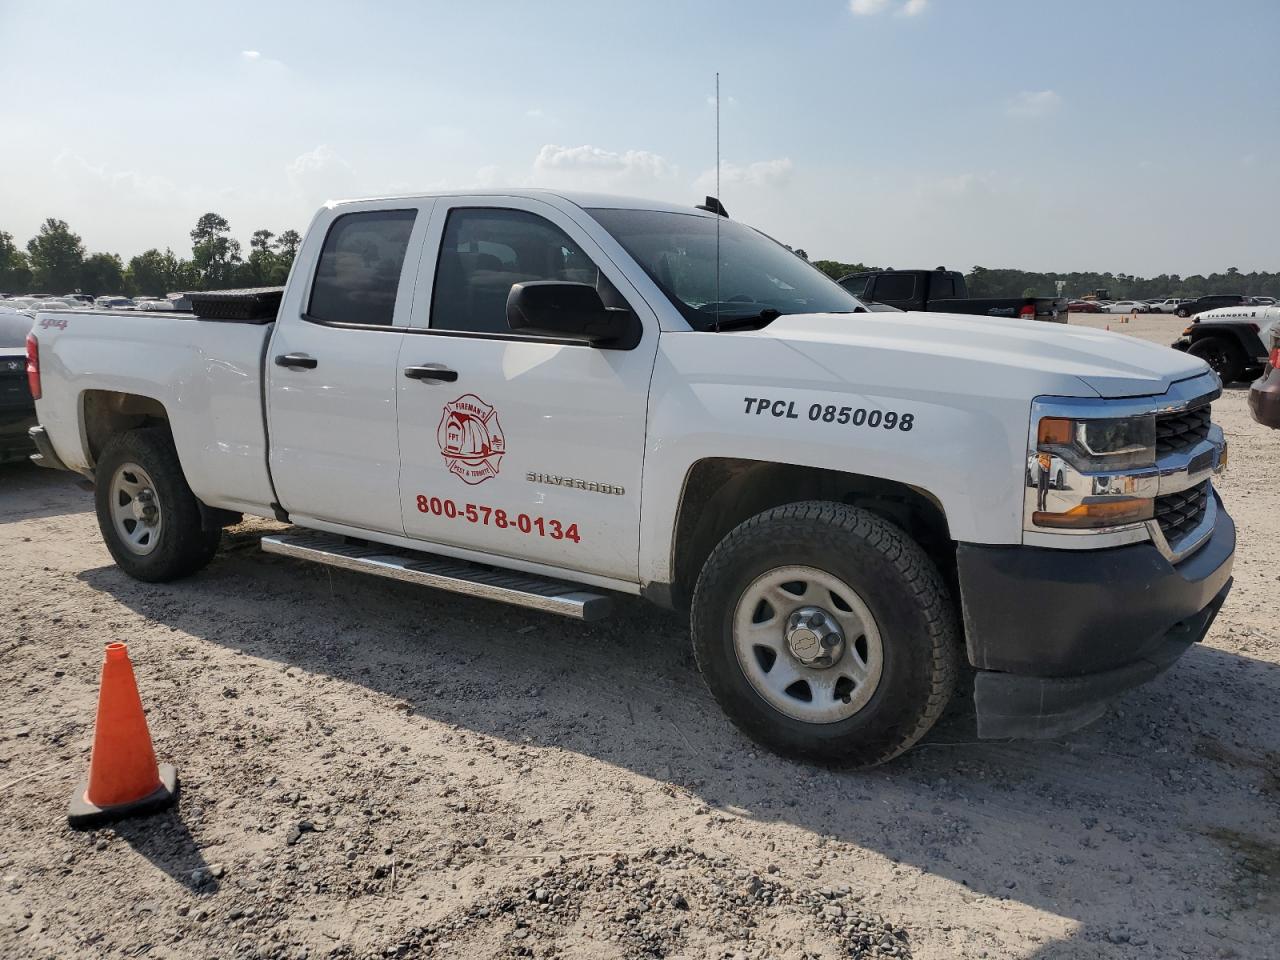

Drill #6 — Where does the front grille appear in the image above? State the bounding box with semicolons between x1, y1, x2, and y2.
1155;481;1210;543
1156;403;1211;456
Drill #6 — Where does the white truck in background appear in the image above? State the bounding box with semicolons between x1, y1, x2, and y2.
27;189;1234;765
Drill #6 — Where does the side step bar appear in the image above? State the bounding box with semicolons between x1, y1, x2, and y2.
260;531;613;622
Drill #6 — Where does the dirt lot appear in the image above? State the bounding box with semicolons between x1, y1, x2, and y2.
1;314;1277;960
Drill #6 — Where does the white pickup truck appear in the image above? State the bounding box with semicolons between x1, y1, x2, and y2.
27;190;1234;765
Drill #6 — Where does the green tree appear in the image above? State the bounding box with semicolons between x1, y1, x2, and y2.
189;212;241;289
270;229;302;284
79;252;126;296
244;228;278;285
127;248;197;296
0;230;33;291
27;218;86;292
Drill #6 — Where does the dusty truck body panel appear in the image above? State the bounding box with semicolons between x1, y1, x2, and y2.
28;188;1235;765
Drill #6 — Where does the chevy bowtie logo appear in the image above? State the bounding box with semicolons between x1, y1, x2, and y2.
5;360;20;372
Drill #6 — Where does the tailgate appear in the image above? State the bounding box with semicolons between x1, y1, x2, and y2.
0;353;32;413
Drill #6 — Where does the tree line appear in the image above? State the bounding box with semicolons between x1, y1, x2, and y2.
0;214;301;298
4;214;1278;302
810;260;1280;300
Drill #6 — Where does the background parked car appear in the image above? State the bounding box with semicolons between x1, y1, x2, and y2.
1067;300;1103;313
0;311;36;463
1249;324;1280;427
1104;300;1151;313
1175;294;1249;318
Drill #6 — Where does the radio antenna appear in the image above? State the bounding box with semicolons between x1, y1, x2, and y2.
714;71;721;333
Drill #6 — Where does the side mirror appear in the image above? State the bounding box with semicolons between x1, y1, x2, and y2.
505;281;637;347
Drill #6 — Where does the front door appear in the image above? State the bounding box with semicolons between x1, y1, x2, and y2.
396;197;658;583
267;202;430;535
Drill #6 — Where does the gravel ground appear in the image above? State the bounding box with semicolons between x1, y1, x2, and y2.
1;315;1277;959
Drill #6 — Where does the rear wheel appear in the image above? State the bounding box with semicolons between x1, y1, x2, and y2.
691;501;958;766
95;428;221;582
1188;336;1245;385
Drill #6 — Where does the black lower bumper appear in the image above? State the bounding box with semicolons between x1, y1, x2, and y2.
25;424;70;471
958;502;1235;739
0;411;37;464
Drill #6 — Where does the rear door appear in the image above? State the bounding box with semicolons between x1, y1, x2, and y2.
266;201;433;535
394;196;659;583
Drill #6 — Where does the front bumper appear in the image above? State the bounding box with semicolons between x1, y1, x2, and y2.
958;499;1235;738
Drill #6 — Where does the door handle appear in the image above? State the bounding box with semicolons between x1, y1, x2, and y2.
275;353;318;370
404;364;458;383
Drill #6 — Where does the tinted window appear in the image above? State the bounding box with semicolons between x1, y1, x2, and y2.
929;275;957;299
0;312;32;348
308;210;417;326
431;208;619;335
838;275;871;297
873;274;917;302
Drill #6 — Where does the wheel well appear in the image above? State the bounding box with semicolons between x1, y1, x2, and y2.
665;458;954;611
82;390;171;466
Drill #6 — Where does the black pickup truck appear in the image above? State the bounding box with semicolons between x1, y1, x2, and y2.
837;268;1068;323
0;313;37;463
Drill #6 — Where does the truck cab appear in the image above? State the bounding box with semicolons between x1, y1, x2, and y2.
837;267;1067;322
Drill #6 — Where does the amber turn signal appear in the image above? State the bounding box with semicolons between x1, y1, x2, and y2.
1033;498;1154;529
1037;417;1073;446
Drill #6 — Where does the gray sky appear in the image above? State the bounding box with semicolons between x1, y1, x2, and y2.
2;0;1277;275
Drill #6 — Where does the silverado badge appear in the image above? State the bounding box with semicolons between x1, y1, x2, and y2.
437;394;505;485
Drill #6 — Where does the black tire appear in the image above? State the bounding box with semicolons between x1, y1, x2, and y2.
1175;307;1189;318
94;427;221;582
690;501;959;766
1188;336;1245;385
1055;470;1065;490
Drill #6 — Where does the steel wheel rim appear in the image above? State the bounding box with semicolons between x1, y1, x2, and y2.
109;462;162;556
732;565;884;724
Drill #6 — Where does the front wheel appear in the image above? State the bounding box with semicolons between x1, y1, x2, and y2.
1188;336;1245;385
691;502;958;766
94;428;221;582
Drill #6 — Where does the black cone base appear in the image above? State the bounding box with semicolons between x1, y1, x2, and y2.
67;763;178;829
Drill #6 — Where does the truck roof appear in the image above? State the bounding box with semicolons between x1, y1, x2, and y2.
327;189;717;218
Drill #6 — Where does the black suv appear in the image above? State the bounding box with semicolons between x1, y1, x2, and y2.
0;313;36;464
1174;295;1248;318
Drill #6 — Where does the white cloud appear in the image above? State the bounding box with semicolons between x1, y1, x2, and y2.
286;145;358;207
532;144;678;189
1007;89;1062;119
525;107;545;119
241;50;261;60
850;0;926;15
696;158;794;191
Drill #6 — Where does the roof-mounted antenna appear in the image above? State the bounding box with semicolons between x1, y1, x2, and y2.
714;72;721;332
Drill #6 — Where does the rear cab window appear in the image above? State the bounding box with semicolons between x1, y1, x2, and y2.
872;273;917;303
307;210;417;327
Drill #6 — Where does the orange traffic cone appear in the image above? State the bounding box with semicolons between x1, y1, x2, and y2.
68;643;177;829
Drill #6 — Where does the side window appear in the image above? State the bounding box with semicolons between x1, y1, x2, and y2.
430;207;622;335
930;275;957;299
874;273;917;302
838;275;870;297
308;210;417;326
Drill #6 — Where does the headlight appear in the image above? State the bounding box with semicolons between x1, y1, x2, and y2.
1029;414;1156;531
1037;415;1156;472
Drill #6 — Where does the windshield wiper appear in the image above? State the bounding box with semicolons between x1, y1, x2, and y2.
709;307;781;331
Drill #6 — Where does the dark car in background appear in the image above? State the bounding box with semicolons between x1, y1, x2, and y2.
0;312;36;463
837;268;1068;322
1174;294;1249;318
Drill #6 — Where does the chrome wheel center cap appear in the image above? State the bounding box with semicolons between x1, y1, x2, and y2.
785;606;844;667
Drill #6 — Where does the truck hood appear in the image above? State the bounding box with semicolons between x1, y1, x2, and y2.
754;311;1208;399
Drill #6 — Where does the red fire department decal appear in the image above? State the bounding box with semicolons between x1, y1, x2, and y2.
437;394;505;485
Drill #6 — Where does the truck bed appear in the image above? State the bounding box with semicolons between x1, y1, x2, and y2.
31;309;277;514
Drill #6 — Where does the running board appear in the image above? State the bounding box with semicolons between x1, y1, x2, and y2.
260;531;613;621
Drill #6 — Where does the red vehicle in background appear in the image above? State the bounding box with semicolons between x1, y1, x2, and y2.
1068;300;1103;314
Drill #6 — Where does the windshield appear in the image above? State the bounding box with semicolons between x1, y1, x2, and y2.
587;208;863;329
